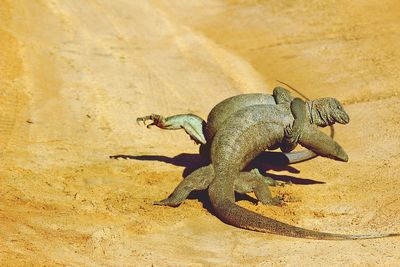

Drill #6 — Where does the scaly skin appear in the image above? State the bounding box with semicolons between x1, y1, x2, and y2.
138;94;398;238
154;97;347;207
137;113;206;144
208;103;398;240
137;88;316;163
154;165;282;207
139;89;307;207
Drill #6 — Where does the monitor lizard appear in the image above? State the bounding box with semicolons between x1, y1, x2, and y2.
137;87;322;164
151;96;349;207
206;102;398;239
139;97;399;239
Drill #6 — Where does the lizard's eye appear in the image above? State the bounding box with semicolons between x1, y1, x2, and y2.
335;102;342;110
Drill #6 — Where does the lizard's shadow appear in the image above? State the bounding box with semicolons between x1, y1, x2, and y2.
110;153;206;176
109;152;325;184
110;152;325;215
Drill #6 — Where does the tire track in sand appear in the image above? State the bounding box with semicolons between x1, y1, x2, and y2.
0;2;28;153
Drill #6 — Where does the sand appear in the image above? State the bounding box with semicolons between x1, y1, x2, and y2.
1;0;399;266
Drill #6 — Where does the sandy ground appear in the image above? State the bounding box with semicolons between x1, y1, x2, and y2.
1;0;400;266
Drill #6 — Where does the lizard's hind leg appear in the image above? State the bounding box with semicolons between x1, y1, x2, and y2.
137;113;207;144
235;169;284;206
155;166;283;207
154;165;213;207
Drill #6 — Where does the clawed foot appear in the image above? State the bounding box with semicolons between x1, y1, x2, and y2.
281;123;302;152
284;123;302;143
137;114;165;128
264;176;286;187
273;180;287;187
260;196;285;206
153;198;181;207
250;169;285;187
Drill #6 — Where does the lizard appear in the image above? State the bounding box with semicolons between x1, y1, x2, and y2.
139;96;398;239
152;96;349;207
206;102;399;239
137;91;399;238
138;87;316;206
137;88;348;207
137;87;321;164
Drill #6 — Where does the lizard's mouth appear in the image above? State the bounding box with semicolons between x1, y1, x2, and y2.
308;99;350;127
336;112;350;124
323;104;350;126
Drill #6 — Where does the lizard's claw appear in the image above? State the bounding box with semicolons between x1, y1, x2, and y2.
153;198;181;207
266;178;286;187
281;123;301;152
259;196;285;206
136;115;151;125
136;114;165;128
250;168;285;187
284;123;301;144
269;196;286;206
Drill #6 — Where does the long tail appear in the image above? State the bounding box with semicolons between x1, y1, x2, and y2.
209;171;399;240
282;124;335;164
214;200;399;240
283;149;317;164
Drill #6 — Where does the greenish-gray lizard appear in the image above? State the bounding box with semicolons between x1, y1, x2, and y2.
151;96;349;207
137;87;320;164
206;102;398;239
138;94;399;239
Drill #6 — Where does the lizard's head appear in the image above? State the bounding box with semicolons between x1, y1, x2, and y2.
308;98;350;127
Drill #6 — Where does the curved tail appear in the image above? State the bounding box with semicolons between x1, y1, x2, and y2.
209;168;399;240
283;149;317;164
283;125;335;164
211;197;399;240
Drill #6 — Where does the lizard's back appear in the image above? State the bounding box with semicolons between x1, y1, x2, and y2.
211;103;292;171
206;94;276;141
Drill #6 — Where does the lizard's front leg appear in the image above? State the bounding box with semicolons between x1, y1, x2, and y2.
137;113;207;144
281;98;307;153
137;113;168;128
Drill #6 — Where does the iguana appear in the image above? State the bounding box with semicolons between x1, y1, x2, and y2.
137;87;321;164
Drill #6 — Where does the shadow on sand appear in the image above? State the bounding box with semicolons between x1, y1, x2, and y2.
110;151;325;185
110;151;325;212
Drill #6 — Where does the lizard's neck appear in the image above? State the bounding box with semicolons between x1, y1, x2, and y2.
305;101;314;125
305;100;330;127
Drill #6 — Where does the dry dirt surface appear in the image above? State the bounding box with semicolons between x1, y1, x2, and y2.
1;0;400;266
